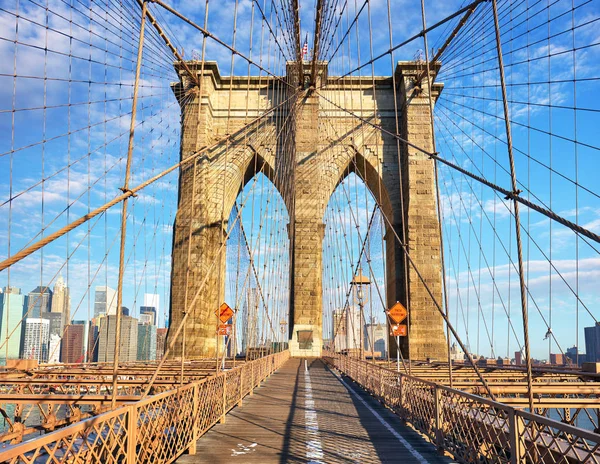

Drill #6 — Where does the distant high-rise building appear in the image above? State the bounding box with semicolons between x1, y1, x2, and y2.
22;318;49;362
0;287;25;363
143;294;159;312
43;312;63;337
121;306;130;317
137;324;157;361
332;308;348;352
97;315;138;362
242;288;260;352
449;342;465;361
48;334;61;364
50;276;70;328
87;317;101;363
566;345;582;365
550;353;565;365
139;306;157;325
332;308;361;352
364;323;387;357
156;328;167;359
61;323;86;364
584;323;600;363
94;286;117;318
26;286;52;318
514;351;522;366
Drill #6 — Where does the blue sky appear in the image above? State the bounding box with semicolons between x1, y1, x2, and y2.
0;0;599;360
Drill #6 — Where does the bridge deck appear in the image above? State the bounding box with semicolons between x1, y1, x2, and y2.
177;358;453;463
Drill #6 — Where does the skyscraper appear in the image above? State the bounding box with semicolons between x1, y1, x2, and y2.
22;318;50;362
48;334;61;364
26;286;52;318
137;323;157;361
332;308;348;352
243;288;260;352
61;322;87;364
156;328;167;360
94;286;117;318
364;322;387;357
87;317;101;363
0;287;25;363
143;293;159;312
50;276;70;328
332;307;361;352
139;306;157;325
584;323;600;363
97;315;138;362
44;312;63;337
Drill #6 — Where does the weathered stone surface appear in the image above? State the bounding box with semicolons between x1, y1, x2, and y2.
168;60;447;361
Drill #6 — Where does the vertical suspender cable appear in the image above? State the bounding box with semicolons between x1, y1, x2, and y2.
111;0;148;410
490;0;534;413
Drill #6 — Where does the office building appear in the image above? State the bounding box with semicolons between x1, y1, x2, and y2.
566;345;582;365
550;353;565;365
449;342;465;362
26;286;52;318
0;287;25;363
48;334;61;364
43;312;63;337
143;293;159;312
514;351;522;366
61;323;86;364
137;323;157;361
97;315;138;362
364;323;387;357
140;306;157;325
332;307;361;352
121;306;130;317
156;328;167;360
87;318;101;362
94;286;117;318
22;318;49;362
243;288;260;352
50;275;70;328
584;323;600;363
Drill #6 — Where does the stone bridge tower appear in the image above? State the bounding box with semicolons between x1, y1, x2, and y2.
168;60;448;361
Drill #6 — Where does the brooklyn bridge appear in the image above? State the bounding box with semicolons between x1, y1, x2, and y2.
0;0;599;462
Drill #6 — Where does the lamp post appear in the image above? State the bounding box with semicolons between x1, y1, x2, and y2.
351;268;370;360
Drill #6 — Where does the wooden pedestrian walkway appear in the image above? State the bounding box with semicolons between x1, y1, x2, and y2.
177;358;454;463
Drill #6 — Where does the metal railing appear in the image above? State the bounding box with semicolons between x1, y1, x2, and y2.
0;350;289;463
324;352;600;464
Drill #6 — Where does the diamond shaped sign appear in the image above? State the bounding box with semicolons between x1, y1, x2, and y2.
387;302;407;324
216;302;234;323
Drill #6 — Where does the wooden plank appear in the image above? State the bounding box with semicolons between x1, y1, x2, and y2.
177;358;451;463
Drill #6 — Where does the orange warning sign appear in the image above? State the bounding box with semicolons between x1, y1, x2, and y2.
215;303;234;323
391;324;407;337
387;302;407;324
218;324;232;336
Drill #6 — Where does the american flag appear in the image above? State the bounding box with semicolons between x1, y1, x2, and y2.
302;34;308;60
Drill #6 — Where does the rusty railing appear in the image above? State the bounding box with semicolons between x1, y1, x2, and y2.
325;352;600;463
0;350;289;463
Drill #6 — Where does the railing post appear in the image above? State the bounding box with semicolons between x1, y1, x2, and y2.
508;409;525;464
126;405;137;463
238;367;244;407
220;373;227;424
434;386;444;454
188;383;199;455
398;375;405;418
